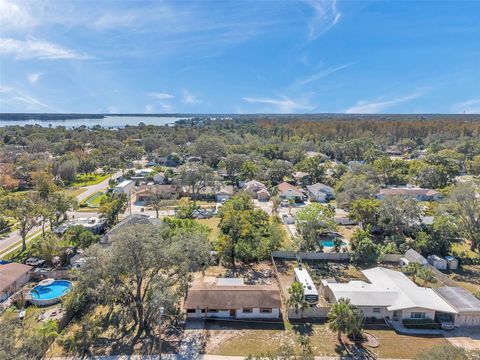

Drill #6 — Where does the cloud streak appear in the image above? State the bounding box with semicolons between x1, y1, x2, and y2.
148;92;175;100
345;89;426;114
0;38;90;60
28;72;44;84
0;85;56;112
451;96;480;114
243;95;315;113
297;62;354;86
305;0;341;40
182;90;201;104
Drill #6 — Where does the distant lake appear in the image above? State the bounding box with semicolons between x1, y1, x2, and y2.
0;116;183;128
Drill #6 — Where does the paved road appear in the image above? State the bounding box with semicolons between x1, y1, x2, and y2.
0;172;122;256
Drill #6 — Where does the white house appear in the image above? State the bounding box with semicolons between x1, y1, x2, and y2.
184;279;281;319
114;180;134;195
322;267;457;322
134;168;154;178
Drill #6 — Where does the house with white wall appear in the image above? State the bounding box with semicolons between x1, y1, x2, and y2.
322;267;456;322
184;278;281;319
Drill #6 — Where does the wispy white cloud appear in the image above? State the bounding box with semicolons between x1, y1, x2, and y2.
305;0;341;40
0;38;90;60
144;104;154;113
345;89;427;114
242;95;315;113
297;62;354;86
451;96;480;114
148;92;175;100
0;0;36;31
182;90;201;104
0;85;56;111
27;72;44;84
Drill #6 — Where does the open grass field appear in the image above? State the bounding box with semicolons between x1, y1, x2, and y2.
72;173;111;187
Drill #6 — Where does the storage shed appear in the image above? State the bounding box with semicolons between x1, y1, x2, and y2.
436;287;480;327
445;256;459;270
428;255;448;270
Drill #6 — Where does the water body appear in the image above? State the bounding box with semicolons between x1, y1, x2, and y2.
0;115;182;128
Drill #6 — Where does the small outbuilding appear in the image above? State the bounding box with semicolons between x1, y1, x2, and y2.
428;255;448;270
404;249;428;266
445;256;459;270
436;287;480;327
0;263;32;302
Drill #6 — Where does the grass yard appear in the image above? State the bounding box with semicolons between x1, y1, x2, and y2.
447;264;480;295
196;217;220;242
72;173;111;187
81;192;107;208
206;322;446;359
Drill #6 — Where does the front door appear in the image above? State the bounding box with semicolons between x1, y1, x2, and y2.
230;309;236;317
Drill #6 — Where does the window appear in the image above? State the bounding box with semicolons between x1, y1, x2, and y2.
186;309;196;313
242;308;252;313
410;312;425;319
260;308;272;313
208;309;218;313
372;308;381;313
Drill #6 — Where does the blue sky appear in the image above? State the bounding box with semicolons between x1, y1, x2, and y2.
0;0;479;114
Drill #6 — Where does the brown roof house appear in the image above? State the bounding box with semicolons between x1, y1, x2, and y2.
376;186;442;201
0;262;32;301
136;184;180;202
278;182;304;202
184;278;281;319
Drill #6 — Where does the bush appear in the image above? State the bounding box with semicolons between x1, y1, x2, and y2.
402;318;440;329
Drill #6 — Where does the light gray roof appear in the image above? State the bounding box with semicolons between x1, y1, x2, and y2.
404;249;428;264
327;267;457;313
436;287;480;313
306;183;334;194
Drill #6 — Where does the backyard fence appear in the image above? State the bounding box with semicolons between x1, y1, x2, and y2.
288;306;330;319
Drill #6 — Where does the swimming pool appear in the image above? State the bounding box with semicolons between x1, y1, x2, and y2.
28;280;72;306
320;240;347;247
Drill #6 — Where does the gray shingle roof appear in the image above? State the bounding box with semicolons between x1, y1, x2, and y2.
436;287;480;313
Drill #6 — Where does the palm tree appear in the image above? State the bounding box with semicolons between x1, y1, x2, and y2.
328;298;363;342
37;319;59;354
271;196;281;217
288;198;295;215
404;262;422;282
287;281;306;316
417;267;437;287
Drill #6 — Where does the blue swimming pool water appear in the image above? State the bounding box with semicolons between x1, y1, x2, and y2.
29;280;72;300
320;240;347;247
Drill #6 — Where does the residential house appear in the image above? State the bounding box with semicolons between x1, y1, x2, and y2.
376;187;442;201
278;182;304;202
293;171;309;184
101;214;162;243
136;184;179;202
184;278;281;319
53;217;107;235
322;267;457;322
243;180;270;201
306;183;335;202
194;183;234;202
114;180;135;195
436;287;480;327
134;168;154;178
153;172;166;184
0;263;32;301
157;153;181;167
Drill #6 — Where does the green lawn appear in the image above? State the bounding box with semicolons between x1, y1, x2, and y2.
81;192;107;208
72;173;111;187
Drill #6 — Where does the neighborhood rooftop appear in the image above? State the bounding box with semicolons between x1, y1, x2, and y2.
183;285;281;309
436;287;480;313
326;267;457;313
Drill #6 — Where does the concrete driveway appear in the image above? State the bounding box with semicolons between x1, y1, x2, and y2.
444;328;480;350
